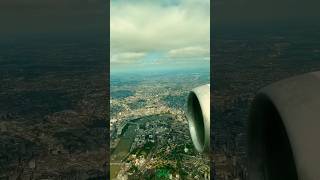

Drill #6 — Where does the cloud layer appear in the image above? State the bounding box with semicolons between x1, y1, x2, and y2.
111;0;210;67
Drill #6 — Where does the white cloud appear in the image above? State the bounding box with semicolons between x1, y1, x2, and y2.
168;46;209;58
111;0;210;64
111;52;146;64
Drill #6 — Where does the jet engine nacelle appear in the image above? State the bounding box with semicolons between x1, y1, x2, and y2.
186;84;210;153
248;71;320;180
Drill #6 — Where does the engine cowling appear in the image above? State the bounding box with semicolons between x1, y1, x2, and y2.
248;71;320;180
186;84;210;153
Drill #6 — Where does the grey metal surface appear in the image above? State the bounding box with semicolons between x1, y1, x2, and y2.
248;71;320;180
186;84;210;153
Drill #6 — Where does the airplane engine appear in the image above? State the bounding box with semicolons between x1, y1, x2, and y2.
248;71;320;180
186;84;210;153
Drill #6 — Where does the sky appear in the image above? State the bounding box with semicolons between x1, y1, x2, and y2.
214;0;320;26
0;0;107;36
110;0;210;72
